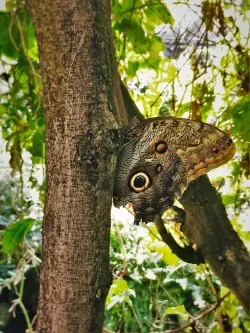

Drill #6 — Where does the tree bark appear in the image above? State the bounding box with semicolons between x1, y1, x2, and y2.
180;176;250;314
27;1;119;332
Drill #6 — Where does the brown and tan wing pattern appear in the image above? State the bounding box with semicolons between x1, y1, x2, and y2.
114;117;235;224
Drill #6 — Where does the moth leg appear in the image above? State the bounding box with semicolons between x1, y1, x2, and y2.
154;215;204;264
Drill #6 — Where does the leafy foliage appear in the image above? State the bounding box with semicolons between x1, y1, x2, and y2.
0;0;249;332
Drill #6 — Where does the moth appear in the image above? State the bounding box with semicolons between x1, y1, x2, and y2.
113;117;235;225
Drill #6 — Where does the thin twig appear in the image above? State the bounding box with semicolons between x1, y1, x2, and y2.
164;292;231;333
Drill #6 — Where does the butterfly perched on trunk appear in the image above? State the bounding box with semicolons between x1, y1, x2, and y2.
113;117;235;225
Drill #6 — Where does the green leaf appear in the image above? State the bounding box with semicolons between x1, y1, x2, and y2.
2;218;36;253
165;63;177;82
147;239;180;266
166;305;186;315
148;38;165;60
144;3;172;31
106;279;136;310
110;279;129;295
127;61;139;77
0;12;20;58
28;130;45;159
222;194;235;206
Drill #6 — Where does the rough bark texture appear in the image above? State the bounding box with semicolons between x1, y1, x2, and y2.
121;81;250;314
27;1;119;332
180;176;250;314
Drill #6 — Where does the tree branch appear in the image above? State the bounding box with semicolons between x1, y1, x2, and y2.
120;79;144;122
105;0;128;126
120;81;250;314
180;176;250;314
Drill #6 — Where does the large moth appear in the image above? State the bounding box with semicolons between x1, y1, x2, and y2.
113;117;235;225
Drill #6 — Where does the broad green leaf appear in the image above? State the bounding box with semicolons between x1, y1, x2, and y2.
144;3;172;30
2;218;36;253
127;61;139;76
110;279;129;294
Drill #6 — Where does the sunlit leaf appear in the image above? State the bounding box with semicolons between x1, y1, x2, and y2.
110;279;129;294
166;305;186;315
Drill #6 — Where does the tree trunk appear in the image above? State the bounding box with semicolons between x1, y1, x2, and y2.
27;1;119;332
